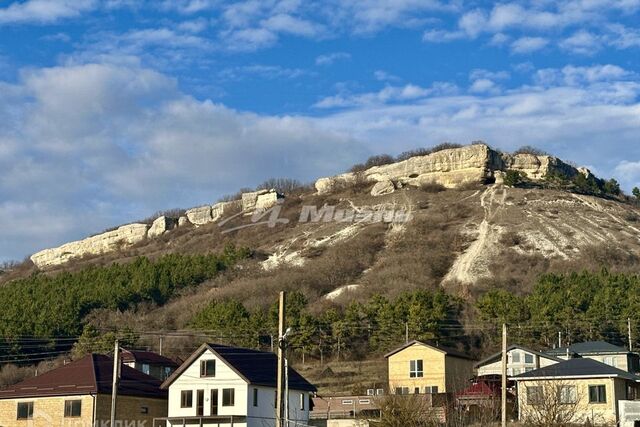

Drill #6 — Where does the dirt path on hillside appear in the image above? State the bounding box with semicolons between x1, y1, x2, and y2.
444;185;506;285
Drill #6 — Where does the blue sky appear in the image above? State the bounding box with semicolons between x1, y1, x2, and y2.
1;0;640;262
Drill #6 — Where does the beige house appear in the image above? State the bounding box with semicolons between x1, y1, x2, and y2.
385;340;476;394
0;353;167;427
513;357;640;426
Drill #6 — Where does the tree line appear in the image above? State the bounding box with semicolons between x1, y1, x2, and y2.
0;246;249;355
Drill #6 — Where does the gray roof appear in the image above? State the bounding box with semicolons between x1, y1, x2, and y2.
568;341;629;354
475;345;563;369
512;357;640;382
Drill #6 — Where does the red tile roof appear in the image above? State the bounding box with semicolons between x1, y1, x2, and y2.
0;354;167;400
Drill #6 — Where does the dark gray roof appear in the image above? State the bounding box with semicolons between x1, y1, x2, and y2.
162;343;316;392
475;345;563;368
512;357;640;382
384;340;476;361
569;341;628;354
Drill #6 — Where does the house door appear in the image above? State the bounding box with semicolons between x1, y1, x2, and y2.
211;389;219;415
196;389;204;416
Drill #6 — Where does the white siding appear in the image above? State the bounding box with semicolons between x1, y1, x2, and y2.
168;349;248;425
167;348;311;427
477;349;559;377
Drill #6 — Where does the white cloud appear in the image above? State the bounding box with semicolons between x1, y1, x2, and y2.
511;37;549;54
315;52;351;66
535;64;632;86
560;30;602;54
314;83;434;108
374;70;401;82
0;62;366;260
0;0;96;24
219;64;311;80
615;161;640;190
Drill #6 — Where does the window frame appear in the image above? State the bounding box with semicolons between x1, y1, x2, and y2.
526;386;543;405
17;401;34;420
300;393;305;410
222;388;235;407
253;388;259;407
409;359;424;378
64;399;82;417
589;385;607;404
524;353;534;364
180;390;193;408
512;352;521;363
558;385;577;404
200;359;216;377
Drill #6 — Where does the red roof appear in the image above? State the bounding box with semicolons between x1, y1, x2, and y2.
456;381;500;398
0;354;167;400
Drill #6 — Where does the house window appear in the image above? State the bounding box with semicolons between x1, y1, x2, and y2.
253;388;259;407
17;402;34;420
527;386;543;405
342;399;354;405
64;400;82;417
181;390;193;408
376;389;384;395
200;359;216;377
425;386;439;394
604;357;617;368
524;354;534;364
141;406;149;414
163;366;173;380
300;393;305;410
512;352;521;363
359;399;371;404
395;387;409;395
222;388;235;406
409;360;424;378
589;385;607;403
141;363;150;375
558;385;577;404
367;389;375;396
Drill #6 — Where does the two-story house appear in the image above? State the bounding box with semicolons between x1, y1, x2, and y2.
160;343;316;427
385;340;476;395
121;348;179;381
512;358;640;426
475;345;562;377
0;353;167;427
544;341;640;373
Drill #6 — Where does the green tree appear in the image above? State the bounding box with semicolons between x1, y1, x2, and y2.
633;187;640;200
503;170;526;187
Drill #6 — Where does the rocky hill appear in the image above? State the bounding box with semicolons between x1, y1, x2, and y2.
3;142;640;391
24;143;638;292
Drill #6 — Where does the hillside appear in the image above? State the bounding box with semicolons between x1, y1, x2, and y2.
2;143;640;392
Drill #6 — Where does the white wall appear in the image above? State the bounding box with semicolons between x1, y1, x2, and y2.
619;400;640;427
477;349;559;377
167;348;311;427
168;348;248;421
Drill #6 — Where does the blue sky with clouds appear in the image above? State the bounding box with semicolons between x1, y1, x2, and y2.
1;0;640;262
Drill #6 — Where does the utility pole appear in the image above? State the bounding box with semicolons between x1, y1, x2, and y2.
276;291;286;427
558;331;562;348
405;322;409;343
110;339;120;427
501;323;507;427
629;318;633;351
159;335;164;356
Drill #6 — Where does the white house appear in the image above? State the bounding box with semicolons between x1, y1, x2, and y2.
159;343;316;427
475;345;562;377
544;341;640;373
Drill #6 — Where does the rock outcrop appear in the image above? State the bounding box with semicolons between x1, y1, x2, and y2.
148;216;178;238
30;223;149;268
315;144;583;195
185;200;242;227
241;189;284;211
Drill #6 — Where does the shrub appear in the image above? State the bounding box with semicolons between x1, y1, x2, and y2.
514;145;550;156
500;231;523;247
256;178;309;194
503;170;526;187
419;182;446;193
396;143;463;162
633;187;640;200
349;154;395;172
626;212;640;223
